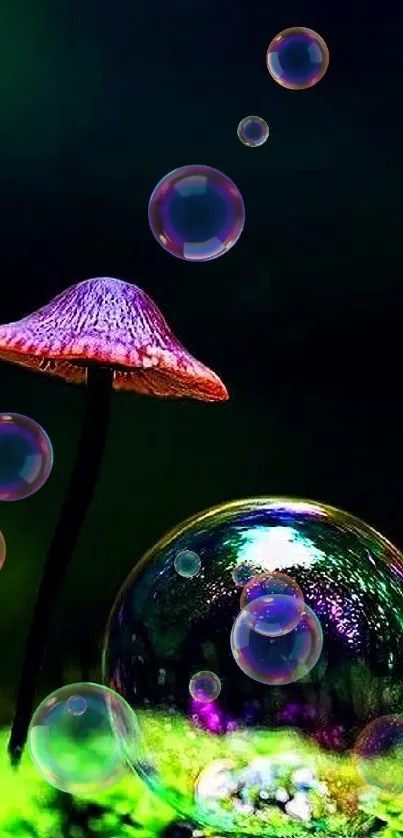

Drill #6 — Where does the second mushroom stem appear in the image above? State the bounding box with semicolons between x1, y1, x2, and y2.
8;364;114;764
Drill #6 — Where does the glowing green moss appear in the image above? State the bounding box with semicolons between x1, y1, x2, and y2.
0;726;174;837
2;715;403;837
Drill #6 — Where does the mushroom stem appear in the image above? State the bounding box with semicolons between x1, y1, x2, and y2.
8;364;114;765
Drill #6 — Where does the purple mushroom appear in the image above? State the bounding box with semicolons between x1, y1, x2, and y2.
0;276;228;763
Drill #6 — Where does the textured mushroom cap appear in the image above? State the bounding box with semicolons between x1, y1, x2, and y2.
0;277;228;401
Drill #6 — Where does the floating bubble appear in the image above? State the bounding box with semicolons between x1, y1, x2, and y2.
0;413;53;501
240;571;304;610
103;497;403;834
0;530;5;571
189;671;221;703
174;549;201;578
237;116;269;148
231;598;322;685
28;682;140;794
148;164;245;262
266;27;329;91
240;593;306;638
354;715;403;796
232;562;254;587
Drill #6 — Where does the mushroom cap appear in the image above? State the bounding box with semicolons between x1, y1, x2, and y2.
0;277;228;401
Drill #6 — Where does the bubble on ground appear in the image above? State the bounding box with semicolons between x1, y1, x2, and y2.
103;497;403;834
28;682;140;794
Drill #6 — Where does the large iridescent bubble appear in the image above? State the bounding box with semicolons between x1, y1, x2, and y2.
266;27;329;91
231;597;322;683
148;165;245;262
102;498;403;835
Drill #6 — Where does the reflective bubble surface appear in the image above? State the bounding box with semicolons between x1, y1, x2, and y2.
28;682;140;795
0;529;5;571
148;165;245;262
174;549;201;578
189;671;222;703
231;597;322;684
103;498;403;835
0;413;53;501
232;562;254;587
240;571;304;609
238;593;307;639
354;715;403;797
266;27;329;91
237;116;269;148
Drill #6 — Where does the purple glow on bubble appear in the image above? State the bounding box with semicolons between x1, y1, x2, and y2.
266;27;329;91
231;599;323;686
148;165;245;263
0;413;53;501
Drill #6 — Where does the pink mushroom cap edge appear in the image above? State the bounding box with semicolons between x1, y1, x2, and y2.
0;277;229;401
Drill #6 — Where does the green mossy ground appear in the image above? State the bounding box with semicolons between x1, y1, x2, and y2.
0;714;402;837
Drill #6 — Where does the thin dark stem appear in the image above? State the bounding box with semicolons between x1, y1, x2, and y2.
8;365;113;764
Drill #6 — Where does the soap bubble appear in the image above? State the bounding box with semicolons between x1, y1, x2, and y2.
175;549;201;578
237;116;269;148
240;571;304;609
231;597;322;685
0;413;53;501
266;27;329;91
354;714;403;796
103;497;403;834
238;593;306;638
232;562;254;586
28;682;140;794
66;694;88;716
148;164;245;262
189;671;221;703
0;530;5;571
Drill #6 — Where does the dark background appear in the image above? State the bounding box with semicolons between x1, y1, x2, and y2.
1;0;403;729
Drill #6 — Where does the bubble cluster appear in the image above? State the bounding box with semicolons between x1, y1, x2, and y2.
231;598;322;685
189;671;221;703
266;27;329;91
242;593;306;638
174;549;201;578
237;116;269;148
148;165;245;262
103;497;403;834
28;682;139;795
0;530;5;571
0;413;53;501
354;714;403;796
240;571;304;609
